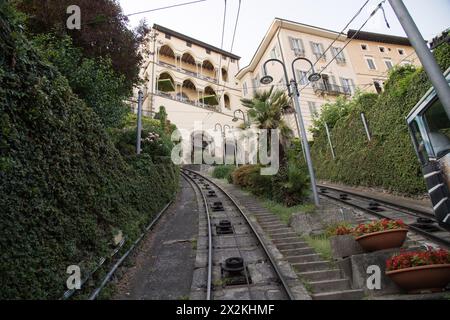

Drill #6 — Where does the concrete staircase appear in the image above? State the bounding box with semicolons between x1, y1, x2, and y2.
243;201;364;300
214;180;365;300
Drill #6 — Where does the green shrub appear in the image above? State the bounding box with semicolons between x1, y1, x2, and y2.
0;3;178;299
310;43;450;195
212;165;235;180
232;165;261;188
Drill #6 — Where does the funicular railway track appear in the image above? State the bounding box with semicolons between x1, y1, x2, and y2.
317;184;450;249
181;169;295;300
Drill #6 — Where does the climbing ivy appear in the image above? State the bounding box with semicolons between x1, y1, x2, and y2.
0;3;178;299
310;43;450;195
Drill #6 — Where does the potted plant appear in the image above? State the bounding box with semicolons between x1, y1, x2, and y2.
353;219;408;252
327;223;364;259
386;248;450;293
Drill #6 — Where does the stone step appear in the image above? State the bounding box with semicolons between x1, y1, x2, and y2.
273;237;303;245
257;217;281;223
292;261;331;273
286;253;322;264
277;242;310;251
312;289;365;300
265;227;293;233
259;223;287;229
280;247;315;256
309;278;351;294
297;269;342;282
270;233;299;240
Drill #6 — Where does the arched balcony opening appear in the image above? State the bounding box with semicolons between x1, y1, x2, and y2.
224;94;231;109
159;45;176;67
201;86;219;107
221;67;228;82
157;72;175;93
202;60;216;80
180;79;197;104
181;52;197;75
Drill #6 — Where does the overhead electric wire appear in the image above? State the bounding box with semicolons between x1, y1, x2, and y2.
126;0;208;17
308;0;371;72
298;0;389;94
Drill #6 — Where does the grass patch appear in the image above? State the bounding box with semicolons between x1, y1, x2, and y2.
261;200;315;224
303;234;332;261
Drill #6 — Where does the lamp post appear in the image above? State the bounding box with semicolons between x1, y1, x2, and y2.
232;109;249;128
260;58;321;206
214;123;224;164
136;90;143;155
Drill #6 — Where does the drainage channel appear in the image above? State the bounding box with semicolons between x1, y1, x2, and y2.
181;169;294;300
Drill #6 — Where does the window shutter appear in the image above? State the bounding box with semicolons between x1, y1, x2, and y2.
349;79;355;93
289;37;294;50
330;75;337;85
298;38;305;51
339;77;345;87
310;41;316;55
320;43;326;59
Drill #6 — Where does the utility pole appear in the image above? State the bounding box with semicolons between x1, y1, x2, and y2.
389;0;450;118
136;90;143;155
290;80;320;206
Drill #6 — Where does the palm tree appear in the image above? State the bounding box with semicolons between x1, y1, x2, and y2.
241;87;293;162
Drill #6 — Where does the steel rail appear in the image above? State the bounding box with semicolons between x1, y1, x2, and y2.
317;186;450;249
183;168;295;300
317;184;435;219
88;199;173;300
180;171;213;300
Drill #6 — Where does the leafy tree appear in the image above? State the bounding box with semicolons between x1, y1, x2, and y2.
33;34;129;127
13;0;149;91
241;87;293;161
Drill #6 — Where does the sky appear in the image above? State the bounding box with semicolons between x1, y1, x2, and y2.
119;0;450;67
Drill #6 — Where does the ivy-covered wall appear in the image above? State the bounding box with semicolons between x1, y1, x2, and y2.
310;43;450;195
0;3;178;299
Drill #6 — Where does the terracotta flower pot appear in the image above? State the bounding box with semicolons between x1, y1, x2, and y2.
355;229;408;252
386;264;450;293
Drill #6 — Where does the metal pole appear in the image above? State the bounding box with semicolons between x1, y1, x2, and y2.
324;122;336;159
389;0;450;118
360;112;372;142
290;80;320;206
136;90;143;155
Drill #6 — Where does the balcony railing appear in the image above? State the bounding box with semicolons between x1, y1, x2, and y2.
157;61;219;84
155;90;220;112
312;82;352;96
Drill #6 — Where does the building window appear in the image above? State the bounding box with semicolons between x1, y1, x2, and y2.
340;78;353;94
296;70;309;85
366;57;376;70
311;42;326;60
331;47;346;64
308;101;317;116
361;44;368;51
373;81;383;94
165;34;171;39
270;46;278;59
398;49;405;55
290;37;305;56
243;82;248;96
222;55;227;60
384;59;394;70
186;42;192;47
231;58;235;63
206;49;211;54
379;46;386;53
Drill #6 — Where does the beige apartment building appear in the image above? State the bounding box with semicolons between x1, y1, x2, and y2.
136;19;419;143
345;29;420;93
138;24;246;136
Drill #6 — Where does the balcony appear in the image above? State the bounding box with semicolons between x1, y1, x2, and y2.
313;82;352;96
155;90;220;112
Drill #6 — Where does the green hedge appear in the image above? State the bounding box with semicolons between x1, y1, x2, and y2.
0;3;178;299
212;165;236;182
310;43;450;195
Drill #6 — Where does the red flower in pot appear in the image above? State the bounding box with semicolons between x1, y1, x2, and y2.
353;219;408;252
386;249;450;293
